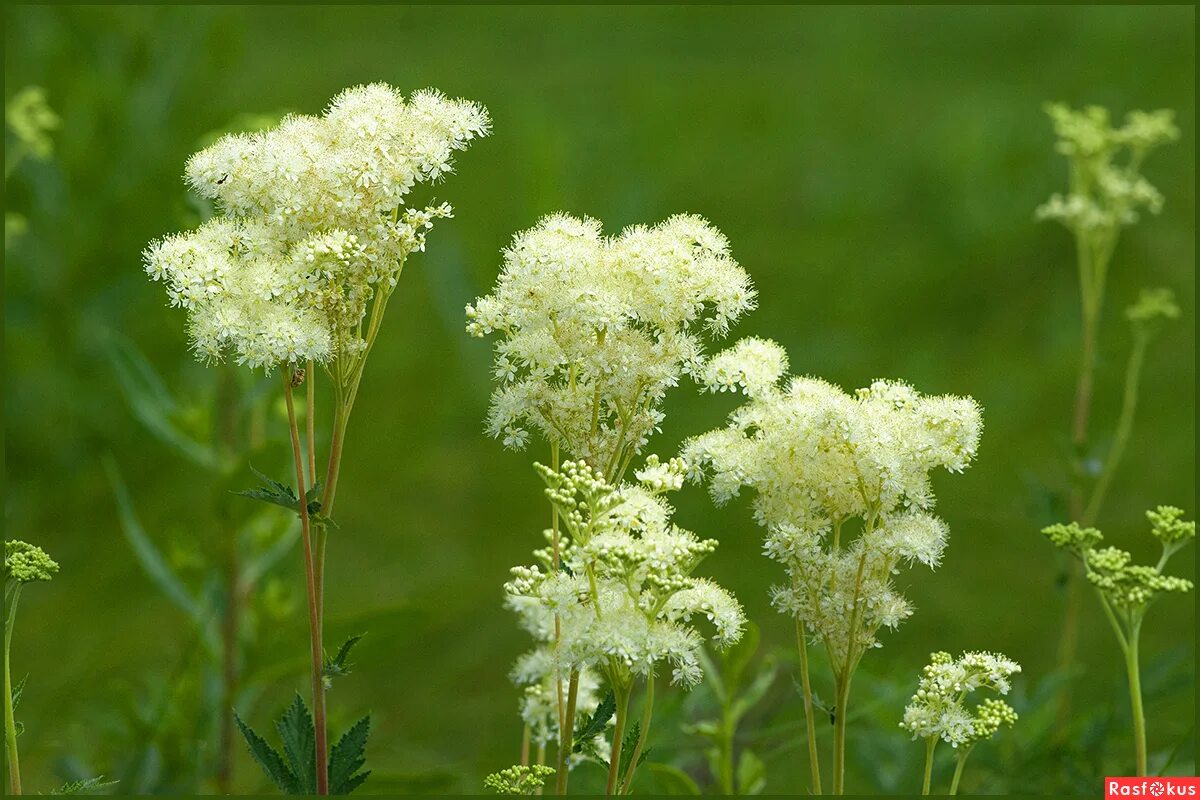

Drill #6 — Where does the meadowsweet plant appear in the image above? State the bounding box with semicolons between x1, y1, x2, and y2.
4;541;113;796
143;83;489;794
485;764;557;795
899;651;1020;796
1043;506;1195;776
1035;103;1180;699
469;213;756;794
684;345;983;795
506;457;746;793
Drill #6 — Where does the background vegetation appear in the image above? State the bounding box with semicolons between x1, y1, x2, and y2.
4;5;1194;795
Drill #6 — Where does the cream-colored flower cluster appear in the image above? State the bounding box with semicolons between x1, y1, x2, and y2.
145;84;489;369
505;457;745;688
684;346;982;665
1036;103;1177;234
510;646;603;750
900;651;1020;748
467;213;756;469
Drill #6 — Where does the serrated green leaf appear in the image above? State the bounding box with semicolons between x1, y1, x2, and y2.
11;674;25;711
236;713;300;794
276;694;316;794
52;775;119;795
736;749;766;795
237;466;323;516
324;633;366;685
103;332;217;469
572;689;615;752
329;714;371;794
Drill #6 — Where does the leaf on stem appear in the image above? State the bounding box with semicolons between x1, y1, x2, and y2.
236;466;323;516
236;712;302;794
51;776;120;795
329;715;372;794
572;689;616;752
323;633;367;685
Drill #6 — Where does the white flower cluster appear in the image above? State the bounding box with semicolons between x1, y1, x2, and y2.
511;647;603;750
683;346;982;665
505;457;745;688
467;213;756;469
900;651;1020;748
145;84;490;369
1036;103;1178;234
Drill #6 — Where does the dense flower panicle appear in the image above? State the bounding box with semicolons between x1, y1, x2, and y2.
684;346;981;663
484;764;556;795
4;539;59;583
1036;103;1178;234
900;651;1021;748
505;457;745;688
467;213;756;467
1043;507;1194;612
145;84;489;369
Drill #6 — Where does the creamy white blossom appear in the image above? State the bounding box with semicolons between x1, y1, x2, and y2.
467;213;756;469
684;344;982;667
145;84;489;369
505;457;744;690
900;651;1020;748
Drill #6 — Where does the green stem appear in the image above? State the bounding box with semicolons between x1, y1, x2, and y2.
832;673;852;795
948;747;970;795
921;737;937;795
796;619;823;795
1083;333;1148;525
556;670;580;795
284;373;328;795
4;584;22;795
1126;622;1147;776
620;677;654;794
606;685;631;795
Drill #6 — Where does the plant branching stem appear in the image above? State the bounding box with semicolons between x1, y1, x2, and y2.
948;748;970;795
556;670;580;795
796;619;823;795
4;584;22;795
1125;621;1147;776
283;374;329;795
1084;334;1147;524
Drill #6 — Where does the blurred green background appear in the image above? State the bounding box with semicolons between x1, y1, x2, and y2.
4;5;1194;796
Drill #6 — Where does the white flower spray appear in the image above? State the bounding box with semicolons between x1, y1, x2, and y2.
469;213;754;794
144;83;488;794
684;342;982;794
900;651;1020;795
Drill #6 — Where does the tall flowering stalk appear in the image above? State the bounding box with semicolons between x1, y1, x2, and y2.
1035;103;1179;712
1043;507;1194;775
684;342;982;794
468;213;756;793
144;83;489;793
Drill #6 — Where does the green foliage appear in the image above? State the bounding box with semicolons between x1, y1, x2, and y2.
52;776;119;795
236;695;370;795
323;634;366;686
572;689;616;753
236;466;323;518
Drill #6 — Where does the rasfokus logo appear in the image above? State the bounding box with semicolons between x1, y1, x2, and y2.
1106;777;1200;798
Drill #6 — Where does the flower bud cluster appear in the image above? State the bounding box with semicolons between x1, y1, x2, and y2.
900;650;1021;748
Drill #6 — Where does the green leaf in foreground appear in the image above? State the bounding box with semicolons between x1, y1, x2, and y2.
52;776;119;795
572;689;615;752
329;715;372;794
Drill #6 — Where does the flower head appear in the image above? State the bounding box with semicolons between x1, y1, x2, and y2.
505;457;744;688
4;539;59;583
145;84;489;370
900;650;1021;748
467;213;755;468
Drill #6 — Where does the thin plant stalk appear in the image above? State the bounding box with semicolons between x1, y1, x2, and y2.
556;670;580;795
620;677;654;794
832;674;852;795
948;748;970;795
283;372;329;795
796;619;823;794
920;737;937;796
1084;333;1148;525
606;685;631;795
520;724;532;767
1124;620;1147;776
4;584;22;795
